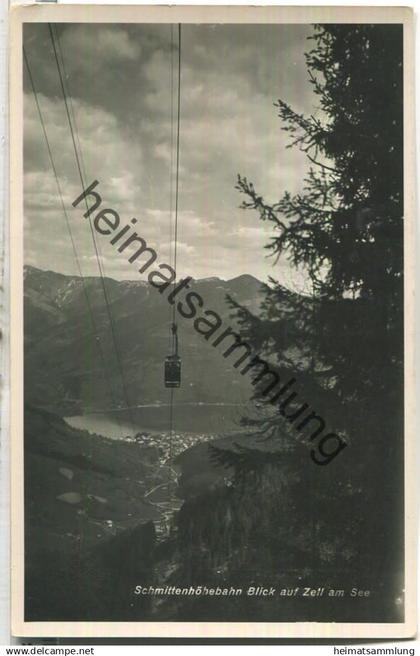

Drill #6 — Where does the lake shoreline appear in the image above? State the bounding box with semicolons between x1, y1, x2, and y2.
64;402;248;441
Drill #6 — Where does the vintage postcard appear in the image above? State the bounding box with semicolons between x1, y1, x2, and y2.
9;4;416;639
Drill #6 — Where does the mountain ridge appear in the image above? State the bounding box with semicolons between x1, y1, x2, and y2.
24;264;265;288
24;265;277;415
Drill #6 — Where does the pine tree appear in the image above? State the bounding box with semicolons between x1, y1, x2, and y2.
235;24;403;442
171;25;405;621
230;24;404;614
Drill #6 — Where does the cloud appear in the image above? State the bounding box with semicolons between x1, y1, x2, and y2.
61;25;141;65
160;241;196;257
23;23;316;285
24;90;147;276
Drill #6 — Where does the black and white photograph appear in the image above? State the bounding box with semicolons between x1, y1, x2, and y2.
9;4;416;639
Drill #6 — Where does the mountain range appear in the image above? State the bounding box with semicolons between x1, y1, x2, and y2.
24;265;268;414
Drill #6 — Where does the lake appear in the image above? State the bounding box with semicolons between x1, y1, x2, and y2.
65;402;249;440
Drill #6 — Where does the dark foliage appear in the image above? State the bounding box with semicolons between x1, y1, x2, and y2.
170;24;404;622
235;24;403;427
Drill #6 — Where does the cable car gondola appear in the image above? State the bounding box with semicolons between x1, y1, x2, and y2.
164;354;181;388
165;321;181;388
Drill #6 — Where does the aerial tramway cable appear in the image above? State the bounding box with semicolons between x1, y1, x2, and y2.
54;32;90;212
164;24;182;390
23;45;124;434
172;23;182;301
164;24;182;520
24;42;129;567
168;23;175;353
48;23;137;434
26;27;177;551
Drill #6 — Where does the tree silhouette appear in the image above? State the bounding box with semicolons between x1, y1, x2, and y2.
170;25;405;622
230;24;403;607
236;21;403;598
235;24;403;442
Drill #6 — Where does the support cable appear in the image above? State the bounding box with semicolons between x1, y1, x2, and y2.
171;23;182;335
167;25;182;526
23;45;123;431
48;23;136;434
168;24;175;351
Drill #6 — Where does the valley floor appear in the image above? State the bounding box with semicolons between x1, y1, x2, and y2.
23;405;403;624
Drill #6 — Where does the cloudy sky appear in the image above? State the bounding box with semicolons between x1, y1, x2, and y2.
23;22;315;286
